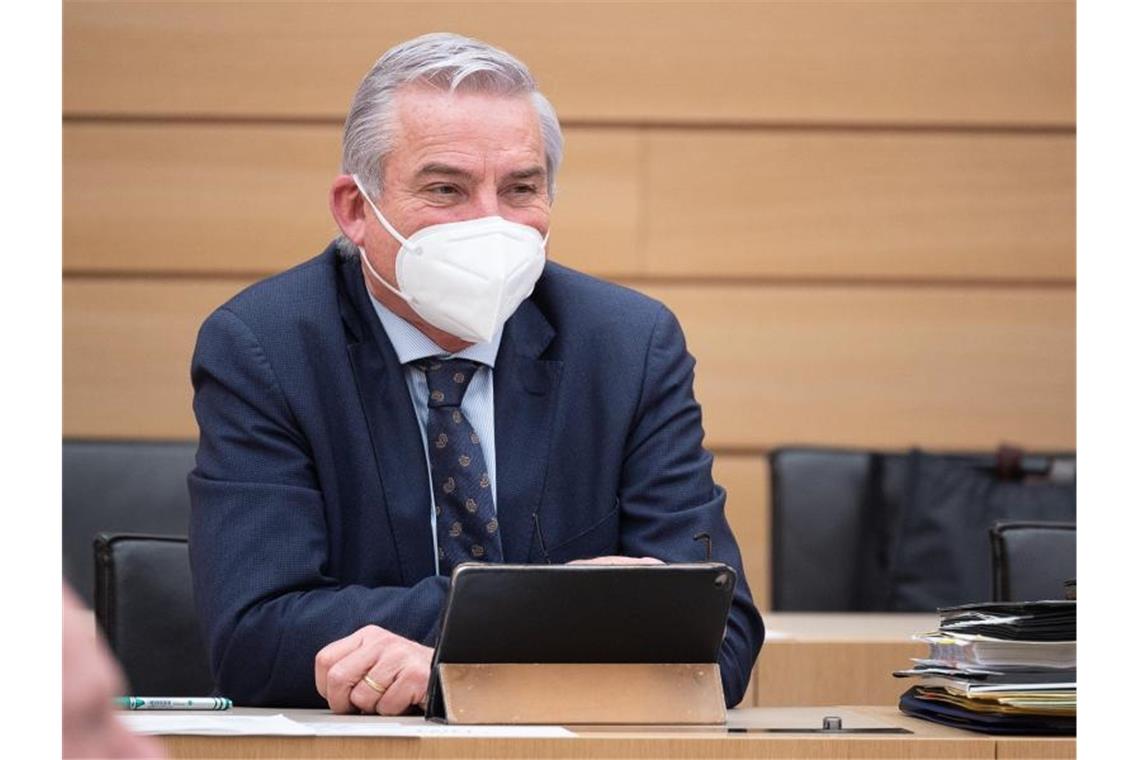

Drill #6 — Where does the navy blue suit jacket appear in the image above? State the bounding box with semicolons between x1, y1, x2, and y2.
188;244;764;707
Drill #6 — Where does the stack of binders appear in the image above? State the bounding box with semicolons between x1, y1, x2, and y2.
895;600;1075;735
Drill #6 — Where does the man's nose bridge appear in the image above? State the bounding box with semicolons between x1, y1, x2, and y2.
471;182;502;217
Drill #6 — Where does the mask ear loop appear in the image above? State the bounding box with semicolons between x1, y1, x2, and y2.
351;174;417;305
352;174;414;248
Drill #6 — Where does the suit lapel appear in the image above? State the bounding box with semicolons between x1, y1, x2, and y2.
338;258;437;584
493;299;562;563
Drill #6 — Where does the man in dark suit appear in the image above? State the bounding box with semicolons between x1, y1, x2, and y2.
188;32;763;714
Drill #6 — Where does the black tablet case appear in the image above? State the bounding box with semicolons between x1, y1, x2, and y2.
426;563;736;720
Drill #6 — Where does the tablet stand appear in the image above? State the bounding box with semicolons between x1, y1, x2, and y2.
435;662;726;724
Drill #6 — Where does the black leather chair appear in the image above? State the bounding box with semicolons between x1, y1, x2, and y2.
990;521;1076;602
94;533;214;696
769;447;903;611
768;447;1075;611
63;440;197;606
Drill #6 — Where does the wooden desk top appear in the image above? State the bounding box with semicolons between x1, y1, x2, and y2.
156;705;1075;759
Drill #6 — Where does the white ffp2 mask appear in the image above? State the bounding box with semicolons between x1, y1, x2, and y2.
352;174;547;344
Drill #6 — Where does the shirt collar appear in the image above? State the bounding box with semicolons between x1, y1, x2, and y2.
367;289;502;368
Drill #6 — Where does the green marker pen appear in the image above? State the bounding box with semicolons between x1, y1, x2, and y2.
116;697;232;711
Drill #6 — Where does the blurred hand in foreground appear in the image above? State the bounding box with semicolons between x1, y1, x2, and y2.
63;584;166;758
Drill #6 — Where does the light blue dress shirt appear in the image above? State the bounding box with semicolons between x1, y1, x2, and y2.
367;292;501;575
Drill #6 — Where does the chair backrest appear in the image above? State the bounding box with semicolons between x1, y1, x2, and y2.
990;521;1076;602
63;440;197;606
769;446;1075;611
94;533;214;696
769;448;893;610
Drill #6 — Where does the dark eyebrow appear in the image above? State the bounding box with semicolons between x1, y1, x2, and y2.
414;163;475;181
412;163;546;184
504;166;546;182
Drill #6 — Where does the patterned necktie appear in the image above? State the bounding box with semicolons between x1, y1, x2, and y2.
415;358;503;576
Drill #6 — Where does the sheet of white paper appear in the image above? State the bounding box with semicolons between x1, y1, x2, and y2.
120;712;576;738
303;722;575;738
120;713;315;736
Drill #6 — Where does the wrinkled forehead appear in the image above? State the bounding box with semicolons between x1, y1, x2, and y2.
388;85;545;169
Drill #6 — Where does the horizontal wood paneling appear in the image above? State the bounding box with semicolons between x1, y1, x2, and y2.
64;122;340;275
551;129;642;274
645;131;1075;281
63;123;639;277
64;123;1072;282
640;284;1075;451
63;278;1075;452
63;1;1074;126
63;279;241;442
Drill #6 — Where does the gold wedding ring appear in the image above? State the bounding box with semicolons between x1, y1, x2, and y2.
361;674;387;695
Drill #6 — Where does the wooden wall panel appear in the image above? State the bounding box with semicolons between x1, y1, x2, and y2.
64;122;340;275
64;279;1074;453
640;284;1075;451
63;1;1074;126
645;131;1075;281
551;128;641;275
63;123;639;277
65;123;1072;283
63;279;244;441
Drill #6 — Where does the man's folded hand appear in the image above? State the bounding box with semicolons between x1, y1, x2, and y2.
314;625;433;715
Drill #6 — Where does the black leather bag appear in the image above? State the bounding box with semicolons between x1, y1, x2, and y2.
881;450;1076;611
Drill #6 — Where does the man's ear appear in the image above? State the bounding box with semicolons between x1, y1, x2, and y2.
329;175;367;244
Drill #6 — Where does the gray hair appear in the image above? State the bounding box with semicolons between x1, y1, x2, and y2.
337;33;564;256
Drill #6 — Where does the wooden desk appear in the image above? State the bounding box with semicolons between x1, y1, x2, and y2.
157;705;1074;759
751;612;936;706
